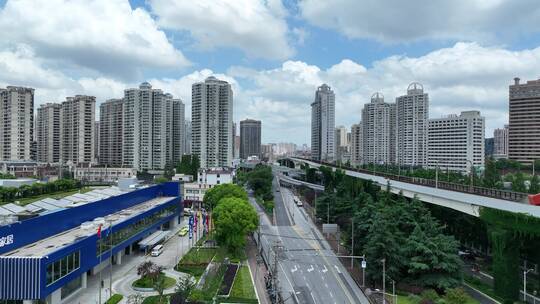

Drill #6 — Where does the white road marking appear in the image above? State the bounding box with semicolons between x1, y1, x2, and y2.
334;265;342;274
291;265;298;273
307;265;314;272
322;265;328;273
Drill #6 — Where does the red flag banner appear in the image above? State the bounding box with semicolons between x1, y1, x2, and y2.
528;194;540;206
97;224;102;238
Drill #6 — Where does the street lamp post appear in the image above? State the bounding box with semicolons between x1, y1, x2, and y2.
524;268;534;302
435;160;439;188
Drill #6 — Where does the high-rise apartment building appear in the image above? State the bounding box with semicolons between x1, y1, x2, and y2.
395;83;429;167
311;84;335;162
123;82;183;170
508;78;540;165
427;111;485;172
36;103;61;163
191;76;233;168
335;126;350;163
493;124;509;159
172;98;185;164
0;86;34;161
350;123;363;166
60;95;96;165
183;120;192;155
94;121;100;163
240;119;262;159
99;99;124;166
362;93;396;164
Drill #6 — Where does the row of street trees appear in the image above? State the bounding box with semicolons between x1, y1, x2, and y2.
0;178;81;203
314;166;462;291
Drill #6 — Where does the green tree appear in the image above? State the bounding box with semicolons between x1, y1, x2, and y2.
213;197;258;252
403;224;462;289
483;158;500;189
529;174;540;194
153;275;166;303
174;275;195;302
163;162;175;180
203;183;248;210
176;154;200;178
512;172;527;192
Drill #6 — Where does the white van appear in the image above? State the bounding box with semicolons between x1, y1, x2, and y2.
151;244;164;257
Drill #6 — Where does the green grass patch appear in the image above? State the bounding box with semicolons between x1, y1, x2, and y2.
105;294;123;304
397;295;415;304
132;274;176;289
16;187;92;205
191;263;227;302
230;265;256;300
175;264;207;281
217;298;259;304
178;247;217;265
142;294;170;304
214;247;247;264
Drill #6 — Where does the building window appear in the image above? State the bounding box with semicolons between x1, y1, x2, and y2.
61;275;82;300
96;205;177;255
46;251;81;286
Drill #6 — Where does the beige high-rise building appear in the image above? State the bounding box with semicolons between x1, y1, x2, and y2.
192;76;233;168
350;123;363;166
0;86;34;161
100;99;124;167
395;83;429;167
427;111;485;173
362;93;396;165
60;95;96;165
493;124;509;159
508;77;540;165
122;82;184;170
36;103;61;163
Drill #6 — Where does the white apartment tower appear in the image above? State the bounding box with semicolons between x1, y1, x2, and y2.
0;86;34;161
395;83;429;167
191;76;233;168
493;125;509;159
350;123;363;166
123;82;184;170
427;111;485;173
99;99;124;167
36;103;61;163
60;95;96;165
311;84;335;162
172;98;185;163
362;93;396;164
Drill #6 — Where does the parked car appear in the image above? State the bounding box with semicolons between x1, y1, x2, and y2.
178;226;189;236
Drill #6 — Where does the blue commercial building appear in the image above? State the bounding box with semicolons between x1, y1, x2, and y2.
0;182;183;304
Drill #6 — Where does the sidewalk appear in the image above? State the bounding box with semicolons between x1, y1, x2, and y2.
247;236;271;304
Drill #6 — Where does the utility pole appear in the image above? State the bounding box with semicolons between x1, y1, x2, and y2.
382;258;386;304
350;217;354;269
108;221;113;300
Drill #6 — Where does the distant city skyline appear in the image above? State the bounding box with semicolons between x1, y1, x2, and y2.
1;1;540;144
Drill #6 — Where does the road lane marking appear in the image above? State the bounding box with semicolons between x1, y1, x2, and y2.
322;265;328;273
291;265;298;273
334;265;342;274
307;265;314;272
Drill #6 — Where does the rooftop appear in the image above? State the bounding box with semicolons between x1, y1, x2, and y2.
2;196;175;258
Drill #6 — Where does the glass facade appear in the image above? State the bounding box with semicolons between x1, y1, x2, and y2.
97;205;176;255
46;251;80;286
60;275;82;300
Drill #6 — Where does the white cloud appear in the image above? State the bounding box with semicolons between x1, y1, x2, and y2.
230;43;540;144
299;0;540;43
0;0;189;78
150;0;294;60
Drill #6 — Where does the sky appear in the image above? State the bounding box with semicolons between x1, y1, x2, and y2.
1;0;540;145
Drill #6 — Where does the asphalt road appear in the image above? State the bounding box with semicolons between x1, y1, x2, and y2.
254;174;370;304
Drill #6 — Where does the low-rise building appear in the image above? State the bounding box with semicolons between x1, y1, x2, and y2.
183;168;233;206
0;182;183;304
73;167;137;183
0;161;39;178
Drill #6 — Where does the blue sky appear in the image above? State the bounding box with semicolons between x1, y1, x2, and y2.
1;0;540;144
